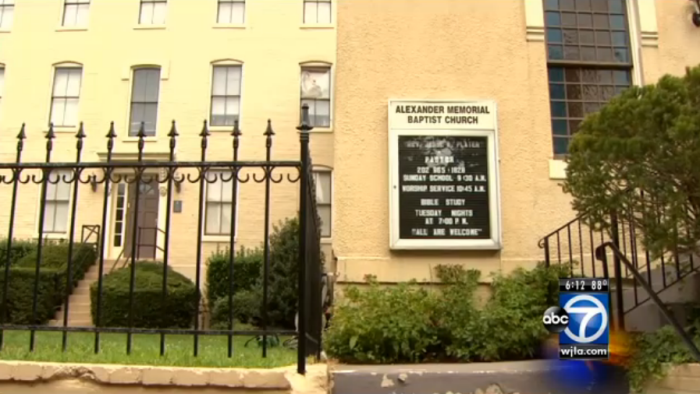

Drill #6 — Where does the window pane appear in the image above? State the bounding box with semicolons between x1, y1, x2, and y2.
50;99;67;126
220;204;232;234
152;2;167;24
212;67;228;96
62;98;80;127
129;103;158;135
77;4;90;25
313;172;331;203
53;70;69;96
317;1;331;23
301;68;330;99
139;2;154;24
318;205;331;238
0;68;4;96
205;204;221;234
0;5;14;30
304;2;317;23
221;176;233;202
64;4;79;26
225;67;241;96
132;69;161;102
553;137;569;155
217;2;232;23
65;69;82;96
56;174;72;200
43;203;57;233
207;175;223;202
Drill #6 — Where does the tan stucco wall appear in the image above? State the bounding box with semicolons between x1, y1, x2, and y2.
332;0;700;284
0;361;328;394
0;0;336;280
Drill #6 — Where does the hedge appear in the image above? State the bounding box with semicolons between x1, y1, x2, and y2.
205;246;263;308
0;239;39;268
0;242;97;324
91;261;199;329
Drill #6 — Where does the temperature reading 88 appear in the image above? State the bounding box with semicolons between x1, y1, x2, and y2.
591;279;608;291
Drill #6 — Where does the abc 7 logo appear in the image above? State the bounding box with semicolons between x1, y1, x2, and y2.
542;295;608;343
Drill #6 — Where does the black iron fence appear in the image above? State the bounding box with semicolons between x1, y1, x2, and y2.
0;105;324;374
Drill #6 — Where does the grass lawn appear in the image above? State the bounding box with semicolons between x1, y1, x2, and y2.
0;330;298;368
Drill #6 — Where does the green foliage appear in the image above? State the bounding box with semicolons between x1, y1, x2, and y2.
0;239;38;268
209;217;324;330
90;261;199;329
324;263;566;364
0;242;97;324
564;64;700;258
205;246;263;308
626;325;700;393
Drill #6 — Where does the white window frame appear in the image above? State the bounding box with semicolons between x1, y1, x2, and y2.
49;66;83;128
62;0;90;27
217;0;245;24
312;169;332;239
210;65;242;127
40;170;73;235
300;65;332;129
303;0;331;24
0;0;14;31
128;67;161;137
203;171;240;238
139;0;167;25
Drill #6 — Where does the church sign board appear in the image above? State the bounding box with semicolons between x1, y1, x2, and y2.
388;99;502;250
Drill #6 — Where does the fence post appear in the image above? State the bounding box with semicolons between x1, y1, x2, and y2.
610;210;625;331
296;104;313;374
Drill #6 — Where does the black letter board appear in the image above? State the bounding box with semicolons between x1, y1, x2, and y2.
397;135;491;240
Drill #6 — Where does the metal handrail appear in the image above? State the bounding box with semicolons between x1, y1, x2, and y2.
596;241;700;361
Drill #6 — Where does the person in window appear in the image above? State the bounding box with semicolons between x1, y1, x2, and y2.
302;72;323;98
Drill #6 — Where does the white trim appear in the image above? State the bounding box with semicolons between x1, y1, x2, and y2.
627;0;645;87
124;66;164;140
387;99;502;251
200;170;241;242
207;61;244;132
524;0;545;42
637;0;659;48
110;182;128;259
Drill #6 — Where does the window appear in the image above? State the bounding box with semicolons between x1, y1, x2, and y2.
42;170;71;234
50;67;83;127
217;0;244;24
139;0;167;25
0;0;13;30
313;171;332;238
113;183;127;247
300;67;331;128
63;0;90;27
205;172;235;236
210;65;242;127
129;68;161;136
303;0;331;24
544;0;632;155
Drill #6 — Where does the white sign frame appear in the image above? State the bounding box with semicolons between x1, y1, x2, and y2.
388;99;502;250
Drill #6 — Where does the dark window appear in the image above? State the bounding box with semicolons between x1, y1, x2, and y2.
544;0;632;155
129;68;161;136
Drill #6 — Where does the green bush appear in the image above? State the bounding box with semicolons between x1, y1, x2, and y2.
0;242;97;324
210;288;262;329
0;239;40;268
91;261;199;329
205;246;263;308
324;263;568;364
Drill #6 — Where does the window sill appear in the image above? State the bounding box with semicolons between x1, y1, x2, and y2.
321;238;332;245
213;24;246;30
548;159;567;180
209;126;237;133
202;235;237;243
51;126;81;134
56;26;88;32
123;137;159;143
134;25;166;31
297;127;333;133
34;233;68;241
0;29;11;33
300;24;334;30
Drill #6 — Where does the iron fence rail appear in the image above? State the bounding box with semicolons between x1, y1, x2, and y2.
0;104;324;375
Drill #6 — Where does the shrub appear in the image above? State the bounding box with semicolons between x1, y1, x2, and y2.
0;239;37;268
210;288;262;329
205;246;263;308
324;263;568;364
91;261;199;329
0;242;97;324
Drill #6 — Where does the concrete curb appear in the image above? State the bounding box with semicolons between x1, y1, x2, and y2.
0;360;328;392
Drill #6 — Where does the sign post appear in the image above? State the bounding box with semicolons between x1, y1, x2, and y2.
388;99;501;250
